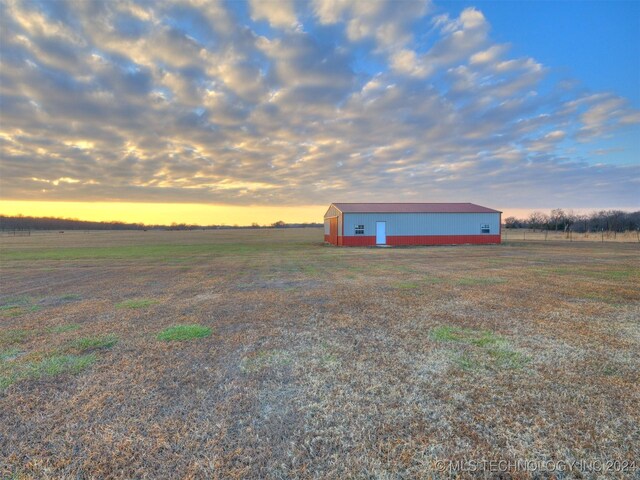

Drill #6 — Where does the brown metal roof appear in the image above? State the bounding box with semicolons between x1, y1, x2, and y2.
332;203;501;214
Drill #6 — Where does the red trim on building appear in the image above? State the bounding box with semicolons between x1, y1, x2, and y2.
341;236;377;246
340;234;501;246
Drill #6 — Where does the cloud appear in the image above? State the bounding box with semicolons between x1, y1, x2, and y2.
313;0;429;49
249;0;298;29
0;0;638;210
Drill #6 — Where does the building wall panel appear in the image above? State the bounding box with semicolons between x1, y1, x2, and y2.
323;205;340;219
343;212;501;238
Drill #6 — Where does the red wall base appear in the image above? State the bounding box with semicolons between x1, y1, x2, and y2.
324;234;342;245
340;235;501;246
341;236;376;246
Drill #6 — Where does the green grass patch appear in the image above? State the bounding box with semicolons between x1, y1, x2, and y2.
67;335;118;352
455;277;506;286
604;269;638;280
0;329;30;346
0;243;289;262
538;266;639;281
0;296;40;318
431;325;529;371
430;326;500;346
0;296;32;309
0;348;22;362
46;323;82;334
26;353;96;377
424;276;443;284
302;264;320;276
157;324;211;341
1;353;96;390
116;298;158;309
58;294;82;301
0;305;41;318
486;347;530;369
395;281;420;290
486;258;514;265
241;349;291;373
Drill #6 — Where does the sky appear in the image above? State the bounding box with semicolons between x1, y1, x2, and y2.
0;0;638;225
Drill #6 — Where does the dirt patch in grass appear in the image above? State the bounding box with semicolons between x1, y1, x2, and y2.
157;324;211;341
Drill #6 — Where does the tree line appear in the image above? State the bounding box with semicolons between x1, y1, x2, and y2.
504;209;640;232
0;215;321;231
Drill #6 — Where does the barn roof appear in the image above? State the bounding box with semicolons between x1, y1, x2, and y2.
331;203;501;214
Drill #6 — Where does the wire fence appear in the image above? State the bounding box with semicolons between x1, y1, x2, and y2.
503;229;640;243
0;228;31;236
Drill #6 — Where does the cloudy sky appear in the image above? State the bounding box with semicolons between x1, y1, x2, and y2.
0;0;638;224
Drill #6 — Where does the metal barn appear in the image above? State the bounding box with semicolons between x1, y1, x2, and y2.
324;203;502;246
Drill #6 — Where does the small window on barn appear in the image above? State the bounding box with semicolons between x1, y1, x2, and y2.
355;225;365;235
481;224;490;234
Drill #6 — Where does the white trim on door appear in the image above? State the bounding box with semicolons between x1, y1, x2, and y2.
376;221;386;245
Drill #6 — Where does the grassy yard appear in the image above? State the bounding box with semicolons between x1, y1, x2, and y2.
0;229;638;478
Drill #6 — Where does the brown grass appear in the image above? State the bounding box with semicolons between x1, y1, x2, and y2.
0;229;638;478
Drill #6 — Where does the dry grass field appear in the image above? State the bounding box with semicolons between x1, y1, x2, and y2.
1;229;638;479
